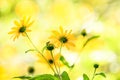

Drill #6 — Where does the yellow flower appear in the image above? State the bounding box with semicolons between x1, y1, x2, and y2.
15;0;39;17
8;16;34;41
0;65;6;80
37;51;62;67
50;26;75;49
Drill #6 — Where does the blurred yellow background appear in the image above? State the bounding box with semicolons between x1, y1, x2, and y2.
0;0;120;80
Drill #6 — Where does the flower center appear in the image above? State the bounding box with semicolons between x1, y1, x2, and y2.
59;36;68;43
19;26;26;33
48;59;54;64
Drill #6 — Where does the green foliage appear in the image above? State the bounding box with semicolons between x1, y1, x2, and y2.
14;71;70;80
60;56;74;68
25;49;36;53
30;74;59;80
83;74;90;80
14;76;31;79
95;72;106;78
61;71;70;80
82;64;106;80
83;35;100;48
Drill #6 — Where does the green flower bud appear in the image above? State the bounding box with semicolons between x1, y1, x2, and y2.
28;66;35;74
46;42;54;51
94;64;99;68
81;29;87;36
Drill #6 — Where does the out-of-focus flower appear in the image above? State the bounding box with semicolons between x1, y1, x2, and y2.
0;65;6;80
8;16;34;41
75;35;104;53
49;26;75;49
37;51;62;68
49;1;73;25
15;0;39;17
0;44;17;59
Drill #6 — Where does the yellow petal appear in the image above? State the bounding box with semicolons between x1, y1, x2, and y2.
27;20;34;27
59;26;63;34
52;30;60;36
12;33;20;41
67;42;75;47
11;27;17;29
8;31;15;34
14;20;21;27
20;19;24;25
54;53;61;60
67;29;72;35
23;16;26;25
13;35;17;41
22;33;26;36
26;29;31;32
25;16;31;24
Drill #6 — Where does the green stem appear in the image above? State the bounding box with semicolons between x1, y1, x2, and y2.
91;68;97;80
25;32;56;74
58;43;63;75
59;43;63;54
50;51;62;80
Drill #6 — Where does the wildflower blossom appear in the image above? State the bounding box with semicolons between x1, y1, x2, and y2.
0;65;6;79
50;26;75;49
8;16;34;41
37;51;62;67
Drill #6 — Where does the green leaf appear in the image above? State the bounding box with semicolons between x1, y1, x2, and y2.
30;74;59;80
42;45;47;53
95;72;106;78
83;74;90;80
83;35;100;48
25;49;36;53
61;71;70;80
60;56;74;68
14;76;31;79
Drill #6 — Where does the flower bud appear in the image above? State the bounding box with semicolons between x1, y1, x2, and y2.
94;64;99;68
28;66;35;74
81;29;87;36
46;42;54;51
